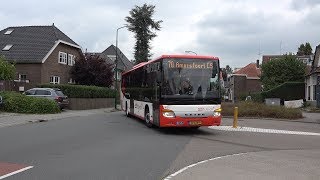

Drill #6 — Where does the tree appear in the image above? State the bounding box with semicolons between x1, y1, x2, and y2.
225;65;233;74
70;54;113;87
221;68;227;81
260;54;306;91
0;56;15;80
221;65;233;81
125;3;162;64
297;42;313;55
304;42;313;55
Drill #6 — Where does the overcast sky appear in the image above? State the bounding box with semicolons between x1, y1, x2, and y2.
1;0;320;68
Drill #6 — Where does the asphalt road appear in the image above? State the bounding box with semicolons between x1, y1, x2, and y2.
0;111;319;180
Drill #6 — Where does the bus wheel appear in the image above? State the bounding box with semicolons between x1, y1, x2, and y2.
145;110;153;128
125;103;130;117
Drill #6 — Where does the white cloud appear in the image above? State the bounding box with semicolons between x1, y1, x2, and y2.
0;0;319;68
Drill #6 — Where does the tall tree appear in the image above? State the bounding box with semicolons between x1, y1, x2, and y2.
304;42;313;55
297;42;313;55
221;68;227;81
225;65;233;74
221;65;233;81
0;56;15;80
125;3;162;64
260;54;306;90
70;54;113;87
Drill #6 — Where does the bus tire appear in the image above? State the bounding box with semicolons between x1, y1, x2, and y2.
125;102;131;117
145;108;153;128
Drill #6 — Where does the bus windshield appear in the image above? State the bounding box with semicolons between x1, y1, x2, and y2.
161;58;220;102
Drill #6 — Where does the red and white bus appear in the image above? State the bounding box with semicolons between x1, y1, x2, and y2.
121;55;222;128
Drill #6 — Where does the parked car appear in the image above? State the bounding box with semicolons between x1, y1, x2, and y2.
24;88;69;109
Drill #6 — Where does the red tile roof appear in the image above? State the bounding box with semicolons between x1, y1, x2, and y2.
234;63;261;78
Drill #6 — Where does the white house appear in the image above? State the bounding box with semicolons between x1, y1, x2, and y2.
305;45;320;107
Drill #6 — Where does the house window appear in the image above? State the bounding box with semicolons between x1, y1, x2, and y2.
19;74;27;81
313;75;317;85
2;44;13;51
114;70;121;80
308;86;310;100
107;55;116;61
117;71;121;80
68;54;75;66
73;56;76;66
59;52;67;64
313;85;317;101
68;78;75;84
4;29;14;35
50;76;60;84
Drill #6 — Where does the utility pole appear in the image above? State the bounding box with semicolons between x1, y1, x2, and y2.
114;25;127;109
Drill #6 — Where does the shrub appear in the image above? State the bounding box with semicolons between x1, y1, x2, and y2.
0;91;60;114
262;82;305;101
221;101;303;119
251;93;264;103
38;84;116;98
250;82;305;103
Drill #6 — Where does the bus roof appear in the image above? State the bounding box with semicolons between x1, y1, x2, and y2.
122;54;219;75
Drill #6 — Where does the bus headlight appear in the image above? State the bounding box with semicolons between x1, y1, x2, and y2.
162;109;176;118
214;108;222;117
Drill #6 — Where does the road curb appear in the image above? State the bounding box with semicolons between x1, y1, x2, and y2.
222;116;319;124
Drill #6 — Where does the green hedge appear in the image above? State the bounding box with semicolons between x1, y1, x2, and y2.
0;91;60;114
38;84;116;98
261;82;305;101
248;82;305;103
222;101;303;119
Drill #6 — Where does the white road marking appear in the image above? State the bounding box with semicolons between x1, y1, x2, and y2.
163;153;247;180
209;126;320;136
0;166;33;179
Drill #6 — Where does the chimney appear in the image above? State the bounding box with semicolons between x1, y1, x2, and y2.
256;59;260;68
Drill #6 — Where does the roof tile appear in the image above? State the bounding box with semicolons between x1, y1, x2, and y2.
234;63;261;78
0;25;79;63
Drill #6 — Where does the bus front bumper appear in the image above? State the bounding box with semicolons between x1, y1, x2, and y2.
159;115;221;127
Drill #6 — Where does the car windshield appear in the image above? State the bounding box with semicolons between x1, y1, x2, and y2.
161;58;220;100
55;90;65;96
25;89;36;95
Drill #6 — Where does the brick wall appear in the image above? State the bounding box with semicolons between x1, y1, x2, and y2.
233;75;247;101
15;63;42;90
246;79;262;94
41;43;83;84
68;98;114;110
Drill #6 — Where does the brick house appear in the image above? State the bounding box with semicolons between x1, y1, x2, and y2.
228;60;262;102
305;45;320;107
89;45;133;88
0;25;83;91
262;55;283;64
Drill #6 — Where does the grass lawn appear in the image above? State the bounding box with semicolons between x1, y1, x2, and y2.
221;101;303;119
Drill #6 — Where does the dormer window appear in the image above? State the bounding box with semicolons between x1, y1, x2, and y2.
4;29;14;35
2;44;13;51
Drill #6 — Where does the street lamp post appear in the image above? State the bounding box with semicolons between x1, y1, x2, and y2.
185;50;197;55
114;25;127;109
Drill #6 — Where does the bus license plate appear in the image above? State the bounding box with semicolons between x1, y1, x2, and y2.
189;121;202;126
